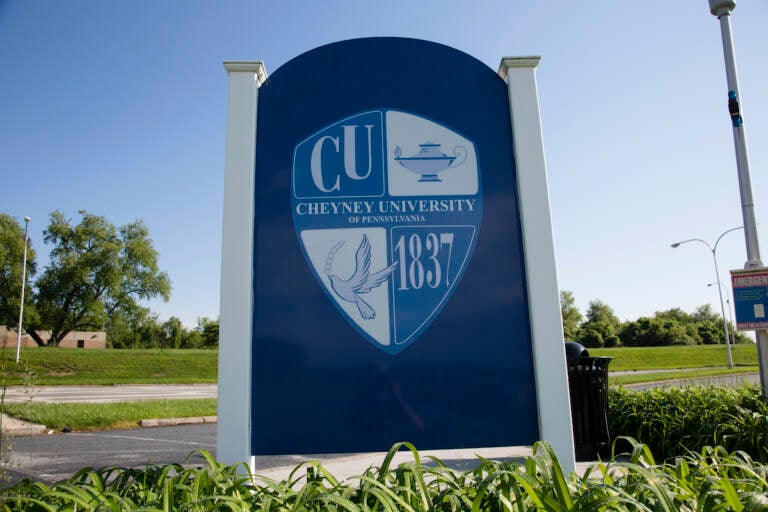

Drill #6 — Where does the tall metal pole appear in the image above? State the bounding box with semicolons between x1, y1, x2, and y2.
725;293;736;346
672;226;741;367
15;216;30;364
711;251;733;368
708;1;768;396
709;282;738;346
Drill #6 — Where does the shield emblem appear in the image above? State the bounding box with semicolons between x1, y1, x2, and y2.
292;109;482;354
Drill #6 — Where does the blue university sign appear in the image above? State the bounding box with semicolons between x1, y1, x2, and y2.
246;38;540;455
292;110;482;354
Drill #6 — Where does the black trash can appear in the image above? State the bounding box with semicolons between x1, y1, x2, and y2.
564;342;613;461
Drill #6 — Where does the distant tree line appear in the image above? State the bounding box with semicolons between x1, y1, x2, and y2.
560;290;751;348
1;211;218;349
107;314;218;349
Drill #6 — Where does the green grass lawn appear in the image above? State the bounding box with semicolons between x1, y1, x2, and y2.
0;348;217;385
3;399;217;431
591;343;757;371
0;344;758;388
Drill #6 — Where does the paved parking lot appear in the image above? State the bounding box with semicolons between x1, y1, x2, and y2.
6;424;344;485
7;424;219;484
5;424;547;486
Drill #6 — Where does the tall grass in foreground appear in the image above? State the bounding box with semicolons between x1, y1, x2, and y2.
2;441;768;511
610;385;768;462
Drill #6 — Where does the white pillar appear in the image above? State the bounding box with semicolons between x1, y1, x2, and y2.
498;57;576;473
217;61;266;470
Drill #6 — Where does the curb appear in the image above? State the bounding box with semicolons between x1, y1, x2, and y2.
2;424;48;437
1;413;48;437
140;416;217;428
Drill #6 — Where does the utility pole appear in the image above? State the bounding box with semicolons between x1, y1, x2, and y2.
708;1;768;396
15;216;30;363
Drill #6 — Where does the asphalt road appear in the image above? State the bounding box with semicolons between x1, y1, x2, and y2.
623;371;759;390
6;424;216;484
5;423;323;486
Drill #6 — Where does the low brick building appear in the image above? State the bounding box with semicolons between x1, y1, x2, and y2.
0;326;106;349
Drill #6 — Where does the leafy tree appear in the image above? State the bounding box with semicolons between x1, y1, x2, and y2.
692;304;751;344
577;300;621;347
579;327;604;348
108;312;218;350
105;311;134;349
653;308;699;341
106;307;162;349
0;214;37;329
649;318;693;345
620;316;693;346
135;313;164;349
697;320;722;345
28;211;171;347
183;327;203;349
693;304;720;324
196;317;219;348
161;316;184;350
579;320;616;348
160;317;217;349
655;307;692;324
733;329;752;344
604;334;622;347
657;305;750;345
559;290;582;341
584;300;621;329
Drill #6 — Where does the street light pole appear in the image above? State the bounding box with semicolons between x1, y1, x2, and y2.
708;1;768;397
725;293;736;347
708;282;737;347
15;216;30;364
671;226;743;368
712;254;733;368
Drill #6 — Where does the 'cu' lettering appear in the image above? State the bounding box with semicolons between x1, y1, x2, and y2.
309;124;374;193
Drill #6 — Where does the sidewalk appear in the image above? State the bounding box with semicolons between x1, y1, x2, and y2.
249;446;597;482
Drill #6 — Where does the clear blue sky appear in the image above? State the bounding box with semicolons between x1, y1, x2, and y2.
1;1;766;329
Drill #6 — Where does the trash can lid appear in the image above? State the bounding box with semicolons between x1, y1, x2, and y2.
564;341;590;359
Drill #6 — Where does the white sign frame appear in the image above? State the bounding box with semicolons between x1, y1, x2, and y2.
218;56;575;474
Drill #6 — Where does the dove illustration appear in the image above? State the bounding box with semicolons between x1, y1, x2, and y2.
325;234;398;320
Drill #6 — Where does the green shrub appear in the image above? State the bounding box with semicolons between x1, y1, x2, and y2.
609;384;768;462
2;441;768;511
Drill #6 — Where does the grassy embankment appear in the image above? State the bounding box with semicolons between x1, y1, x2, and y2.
2;344;756;386
592;344;759;386
0;348;218;431
1;348;217;386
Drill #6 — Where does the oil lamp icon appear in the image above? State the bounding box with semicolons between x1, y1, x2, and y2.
393;141;467;182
